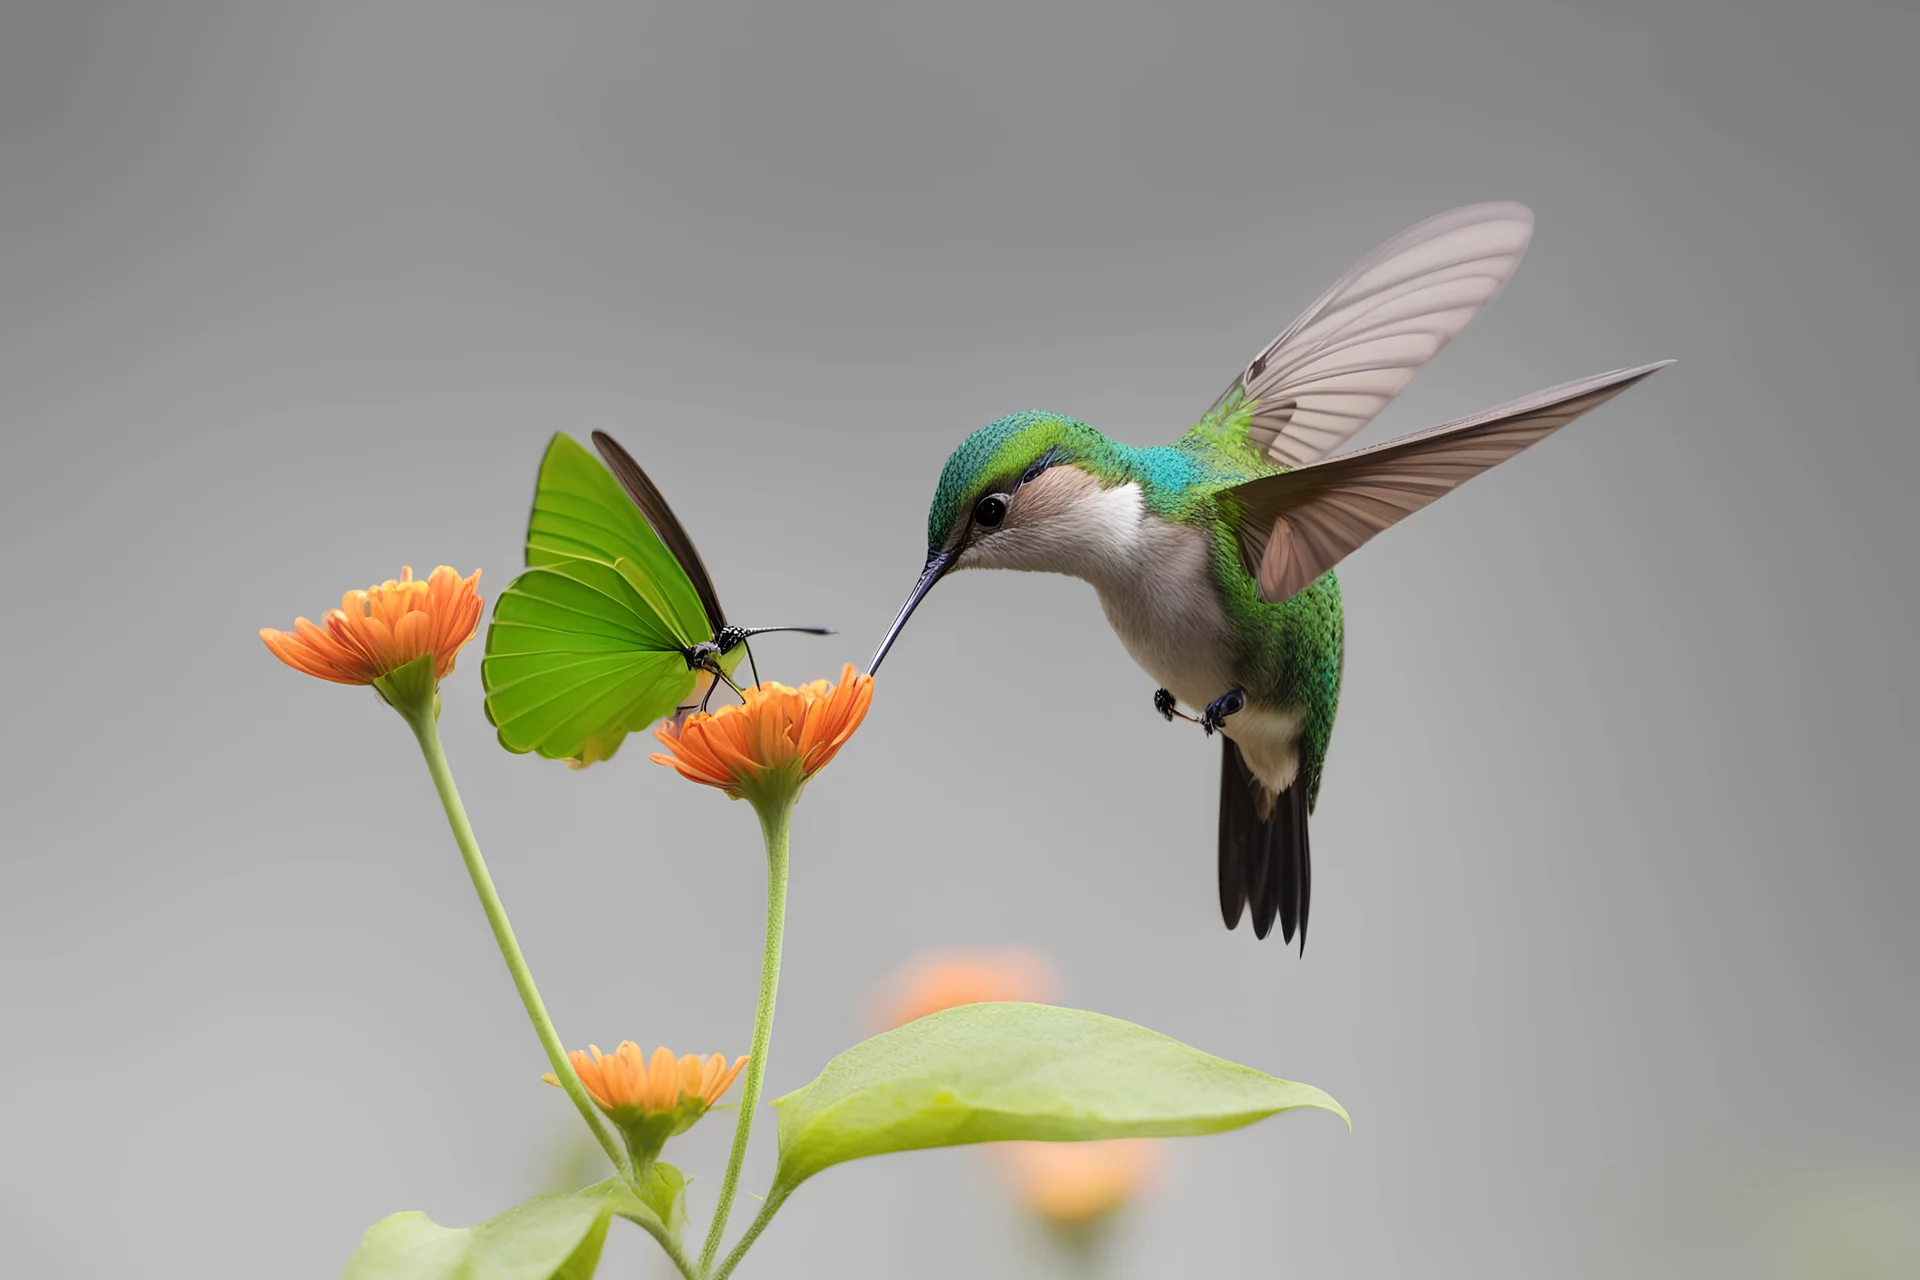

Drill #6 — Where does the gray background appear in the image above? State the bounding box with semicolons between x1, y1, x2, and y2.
2;2;1915;1276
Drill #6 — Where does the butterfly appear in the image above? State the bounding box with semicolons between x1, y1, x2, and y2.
481;431;833;767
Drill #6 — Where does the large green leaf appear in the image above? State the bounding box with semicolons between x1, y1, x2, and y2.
771;1002;1347;1189
342;1174;670;1280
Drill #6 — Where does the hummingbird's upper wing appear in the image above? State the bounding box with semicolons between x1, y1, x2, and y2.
1182;203;1534;469
1221;362;1671;603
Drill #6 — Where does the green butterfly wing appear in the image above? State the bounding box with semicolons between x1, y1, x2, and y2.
522;433;711;647
481;435;739;764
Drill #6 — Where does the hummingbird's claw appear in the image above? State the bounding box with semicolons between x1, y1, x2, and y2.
1201;688;1246;736
1154;688;1205;727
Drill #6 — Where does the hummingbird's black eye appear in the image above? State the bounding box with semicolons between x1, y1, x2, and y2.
973;494;1008;528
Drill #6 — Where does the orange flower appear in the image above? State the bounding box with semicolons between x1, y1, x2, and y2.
997;1139;1161;1225
650;664;874;808
880;949;1059;1029
543;1042;747;1124
544;1042;746;1167
260;565;483;687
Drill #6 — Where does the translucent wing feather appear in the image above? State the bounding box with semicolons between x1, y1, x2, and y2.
1224;362;1671;602
1187;203;1535;468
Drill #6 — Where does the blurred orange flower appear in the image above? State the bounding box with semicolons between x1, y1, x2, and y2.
260;565;483;686
880;948;1059;1030
544;1042;746;1125
874;951;1162;1231
650;664;873;807
997;1139;1161;1225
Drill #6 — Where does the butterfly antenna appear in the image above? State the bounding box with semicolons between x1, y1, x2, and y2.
734;625;837;639
717;625;833;688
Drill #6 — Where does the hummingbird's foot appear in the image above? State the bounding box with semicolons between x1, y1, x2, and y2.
1201;688;1246;736
1154;688;1203;726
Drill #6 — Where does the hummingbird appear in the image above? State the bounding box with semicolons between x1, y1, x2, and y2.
866;202;1670;951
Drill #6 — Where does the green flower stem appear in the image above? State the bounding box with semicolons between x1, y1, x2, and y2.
709;1185;792;1280
623;1211;700;1280
402;706;631;1181
699;796;794;1274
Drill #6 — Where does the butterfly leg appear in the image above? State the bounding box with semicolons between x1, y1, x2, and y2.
695;672;721;715
697;660;749;714
1200;688;1246;737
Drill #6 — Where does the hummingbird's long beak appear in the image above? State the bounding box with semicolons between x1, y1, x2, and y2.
868;548;953;674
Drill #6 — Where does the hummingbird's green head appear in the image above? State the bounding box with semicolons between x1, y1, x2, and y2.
870;412;1129;673
923;411;1083;549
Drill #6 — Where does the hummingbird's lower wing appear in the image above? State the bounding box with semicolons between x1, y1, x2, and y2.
1221;361;1672;603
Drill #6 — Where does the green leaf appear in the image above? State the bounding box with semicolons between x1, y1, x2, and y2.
770;1002;1347;1190
625;1163;690;1248
343;1177;663;1280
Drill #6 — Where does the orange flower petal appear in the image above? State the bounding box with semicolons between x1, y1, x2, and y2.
262;565;483;687
543;1041;748;1122
704;1055;749;1107
651;665;874;802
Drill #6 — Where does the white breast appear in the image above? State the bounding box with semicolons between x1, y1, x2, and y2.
1081;499;1235;707
1089;509;1303;792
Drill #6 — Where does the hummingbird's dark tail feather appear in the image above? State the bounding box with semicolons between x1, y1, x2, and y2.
1218;739;1311;953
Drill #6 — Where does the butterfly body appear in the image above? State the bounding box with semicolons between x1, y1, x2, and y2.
868;202;1670;949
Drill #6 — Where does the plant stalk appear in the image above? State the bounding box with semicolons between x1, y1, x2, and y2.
698;797;794;1273
404;708;631;1180
710;1185;792;1280
624;1210;701;1280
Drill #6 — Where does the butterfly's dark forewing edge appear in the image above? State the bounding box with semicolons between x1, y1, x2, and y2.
590;430;728;636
